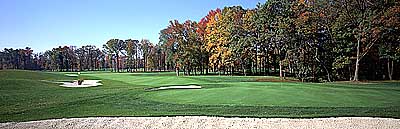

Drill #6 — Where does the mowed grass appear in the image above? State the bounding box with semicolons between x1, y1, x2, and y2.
143;83;399;107
0;70;399;122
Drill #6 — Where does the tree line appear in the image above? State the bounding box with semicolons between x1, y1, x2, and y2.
0;39;164;73
159;0;400;81
1;0;399;82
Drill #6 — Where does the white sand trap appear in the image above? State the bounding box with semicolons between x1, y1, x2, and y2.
65;74;79;77
0;117;399;129
158;85;201;90
59;80;102;87
146;85;201;91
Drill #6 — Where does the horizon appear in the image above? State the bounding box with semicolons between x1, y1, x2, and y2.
0;0;264;53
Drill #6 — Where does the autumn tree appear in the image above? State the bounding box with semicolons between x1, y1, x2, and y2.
205;9;227;75
197;17;211;74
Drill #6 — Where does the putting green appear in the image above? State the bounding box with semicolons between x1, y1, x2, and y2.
143;82;400;107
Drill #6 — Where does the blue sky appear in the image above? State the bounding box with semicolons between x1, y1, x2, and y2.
0;0;264;53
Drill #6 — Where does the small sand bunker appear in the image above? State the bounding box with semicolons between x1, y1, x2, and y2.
146;85;201;91
65;74;79;77
60;80;102;87
158;85;201;90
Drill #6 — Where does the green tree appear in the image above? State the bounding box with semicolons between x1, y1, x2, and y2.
378;3;400;80
140;39;151;72
105;39;125;72
125;39;139;72
335;0;389;81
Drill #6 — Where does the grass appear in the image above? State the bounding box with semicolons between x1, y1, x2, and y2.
0;70;399;122
143;83;399;107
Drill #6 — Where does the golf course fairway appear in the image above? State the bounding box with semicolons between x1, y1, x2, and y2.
1;70;399;123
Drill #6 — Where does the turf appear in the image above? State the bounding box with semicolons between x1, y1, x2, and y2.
0;70;399;122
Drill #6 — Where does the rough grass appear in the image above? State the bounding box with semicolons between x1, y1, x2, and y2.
0;70;399;123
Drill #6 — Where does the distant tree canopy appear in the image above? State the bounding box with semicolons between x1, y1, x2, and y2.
1;0;399;82
157;0;400;81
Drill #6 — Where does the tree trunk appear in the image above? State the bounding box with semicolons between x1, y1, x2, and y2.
109;58;113;72
206;62;209;75
135;53;138;72
267;53;270;75
188;65;191;76
279;60;283;80
388;59;393;80
241;59;246;76
183;66;187;76
176;66;179;76
116;54;120;73
255;46;258;75
143;55;146;72
349;65;352;80
353;39;360;81
323;65;332;82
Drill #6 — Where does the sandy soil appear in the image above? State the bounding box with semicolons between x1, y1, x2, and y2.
1;116;399;129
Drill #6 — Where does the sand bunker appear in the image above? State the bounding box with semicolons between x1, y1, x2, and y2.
65;74;79;77
59;80;102;87
158;85;201;90
1;117;399;129
146;85;201;91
